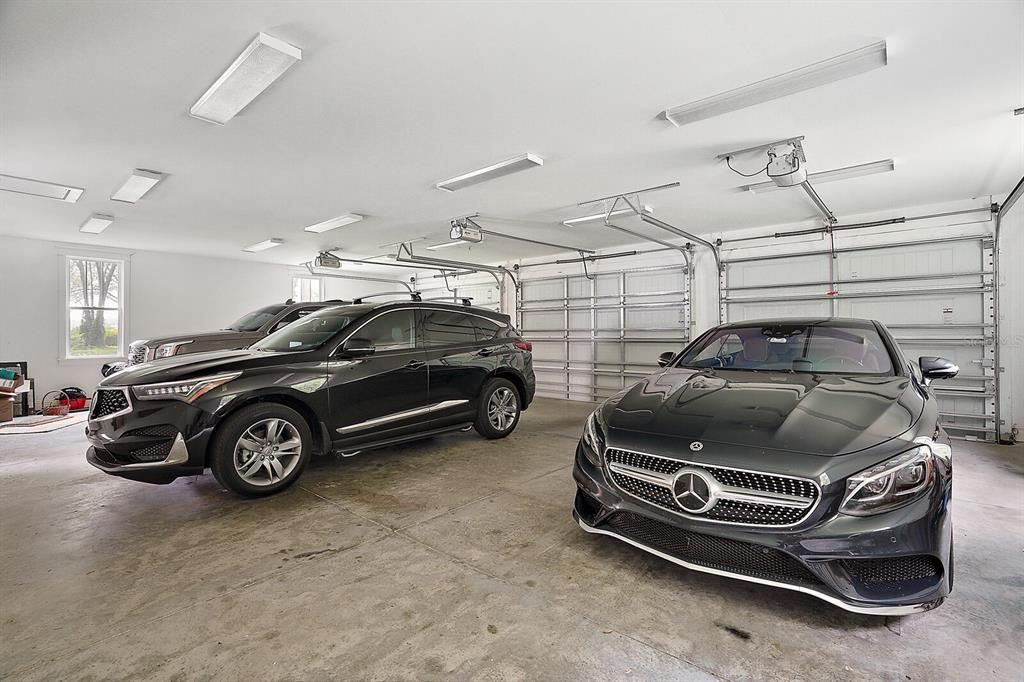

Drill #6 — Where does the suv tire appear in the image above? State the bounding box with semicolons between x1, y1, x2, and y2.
474;377;521;439
210;403;313;497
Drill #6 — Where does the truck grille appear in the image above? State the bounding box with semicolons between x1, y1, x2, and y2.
603;511;821;586
127;342;148;366
90;388;130;419
605;449;819;527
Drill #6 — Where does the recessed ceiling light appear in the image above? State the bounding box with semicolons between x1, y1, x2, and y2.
562;205;653;227
0;174;83;203
426;241;468;250
743;159;894;193
304;213;364;233
660;41;887;127
436;153;543;192
80;214;114;234
111;169;165;203
243;238;284;252
190;32;302;125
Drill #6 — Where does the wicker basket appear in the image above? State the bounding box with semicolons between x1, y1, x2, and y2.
41;391;71;417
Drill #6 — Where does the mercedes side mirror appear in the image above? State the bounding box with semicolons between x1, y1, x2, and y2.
658;351;676;368
341;338;375;357
919;356;959;383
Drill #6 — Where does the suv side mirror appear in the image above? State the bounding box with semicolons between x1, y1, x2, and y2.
658;351;676;368
341;338;375;358
919;356;958;383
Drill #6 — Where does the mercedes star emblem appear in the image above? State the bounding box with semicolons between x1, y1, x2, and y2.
689;441;704;452
673;468;716;514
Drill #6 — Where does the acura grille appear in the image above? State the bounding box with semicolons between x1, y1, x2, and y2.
90;388;130;419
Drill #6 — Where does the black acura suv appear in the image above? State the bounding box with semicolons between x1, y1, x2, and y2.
87;298;535;497
573;318;959;615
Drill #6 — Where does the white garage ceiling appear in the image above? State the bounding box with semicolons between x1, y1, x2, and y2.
1;0;1021;266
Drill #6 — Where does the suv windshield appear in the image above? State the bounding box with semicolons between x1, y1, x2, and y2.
252;309;359;352
227;305;287;332
677;323;894;375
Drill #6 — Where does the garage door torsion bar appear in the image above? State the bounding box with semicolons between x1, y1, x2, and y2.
718;205;995;246
721;234;992;264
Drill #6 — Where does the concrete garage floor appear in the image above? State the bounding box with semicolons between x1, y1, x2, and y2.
1;398;1022;681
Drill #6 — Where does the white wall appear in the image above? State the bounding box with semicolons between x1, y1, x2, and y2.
0;235;394;406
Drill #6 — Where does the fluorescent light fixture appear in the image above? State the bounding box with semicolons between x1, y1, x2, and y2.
80;214;114;234
563;205;653;227
426;241;468;250
661;41;887;127
0;174;83;202
243;238;284;252
190;32;302;125
111;169;165;203
436;153;543;192
744;159;894;193
304;213;364;233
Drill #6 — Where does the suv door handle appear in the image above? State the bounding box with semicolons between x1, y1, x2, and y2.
406;360;426;369
476;348;494;357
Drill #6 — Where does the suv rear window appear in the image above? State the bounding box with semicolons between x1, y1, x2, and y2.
422;310;477;346
227;305;287;332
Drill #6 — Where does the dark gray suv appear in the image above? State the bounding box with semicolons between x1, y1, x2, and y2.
103;300;345;375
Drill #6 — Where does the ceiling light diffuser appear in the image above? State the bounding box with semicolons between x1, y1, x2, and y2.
0;174;83;203
562;205;653;227
111;169;165;203
304;213;364;233
243;238;284;252
743;159;894;193
436;153;543;192
661;41;887;127
80;214;114;234
190;32;302;125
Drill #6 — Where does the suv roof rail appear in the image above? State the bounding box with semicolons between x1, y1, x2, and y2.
351;291;423;304
323;299;350;304
421;296;474;307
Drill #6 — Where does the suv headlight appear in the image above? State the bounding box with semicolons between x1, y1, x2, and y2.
134;372;241;403
581;408;607;466
155;341;193;359
840;445;935;516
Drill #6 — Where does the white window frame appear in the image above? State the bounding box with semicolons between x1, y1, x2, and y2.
62;253;129;361
291;275;324;303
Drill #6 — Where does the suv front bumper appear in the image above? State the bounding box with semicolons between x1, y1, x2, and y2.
85;391;212;484
572;443;952;616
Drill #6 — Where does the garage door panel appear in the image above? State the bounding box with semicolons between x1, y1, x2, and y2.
519;265;689;401
728;300;831;321
722;234;996;441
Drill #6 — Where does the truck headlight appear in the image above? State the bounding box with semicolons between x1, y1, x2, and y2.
155;341;192;359
133;372;240;403
581;409;607;466
840;445;935;516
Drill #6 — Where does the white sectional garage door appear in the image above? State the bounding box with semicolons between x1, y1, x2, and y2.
415;272;502;312
721;233;997;441
517;264;690;402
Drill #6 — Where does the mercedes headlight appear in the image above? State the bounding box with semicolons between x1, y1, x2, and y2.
155;341;193;359
133;372;241;403
581;408;607;466
840;445;935;516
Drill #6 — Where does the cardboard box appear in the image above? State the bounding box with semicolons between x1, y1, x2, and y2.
0;395;13;423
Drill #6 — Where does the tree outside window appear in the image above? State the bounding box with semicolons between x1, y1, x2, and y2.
67;256;123;357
